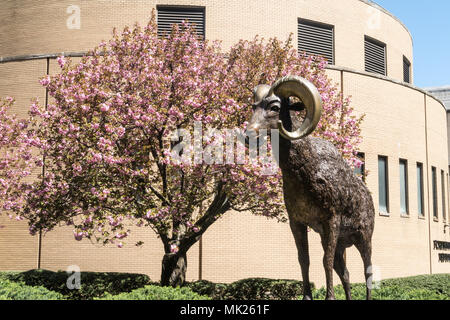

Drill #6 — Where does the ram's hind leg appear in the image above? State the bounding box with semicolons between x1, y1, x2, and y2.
333;243;351;300
320;221;339;300
289;220;313;300
355;236;373;300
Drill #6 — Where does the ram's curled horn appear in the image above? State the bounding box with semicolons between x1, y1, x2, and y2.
268;75;323;140
252;84;271;106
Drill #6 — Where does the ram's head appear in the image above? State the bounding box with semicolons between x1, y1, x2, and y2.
248;75;323;140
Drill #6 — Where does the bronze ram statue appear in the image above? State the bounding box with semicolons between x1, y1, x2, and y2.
247;75;375;300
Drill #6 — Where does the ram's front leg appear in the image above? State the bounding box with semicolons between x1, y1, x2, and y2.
289;220;313;300
320;220;339;300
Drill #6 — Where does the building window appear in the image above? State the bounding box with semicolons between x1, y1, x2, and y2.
447;173;449;222
353;152;365;181
417;163;424;217
399;159;409;215
365;36;386;76
442;170;446;221
432;167;438;219
378;156;389;213
298;19;334;65
403;56;411;83
157;6;205;40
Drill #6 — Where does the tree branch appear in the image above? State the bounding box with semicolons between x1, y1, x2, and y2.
229;203;259;212
147;183;170;206
181;183;231;251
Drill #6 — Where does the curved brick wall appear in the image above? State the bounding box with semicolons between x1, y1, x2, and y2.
1;0;412;82
0;0;448;286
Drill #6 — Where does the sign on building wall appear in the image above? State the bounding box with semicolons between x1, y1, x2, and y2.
434;240;450;263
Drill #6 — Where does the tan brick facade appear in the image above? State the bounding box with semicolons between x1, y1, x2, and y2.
0;0;448;287
0;0;413;83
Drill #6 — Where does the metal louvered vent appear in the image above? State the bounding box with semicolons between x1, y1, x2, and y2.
403;56;411;83
298;19;334;64
365;36;386;76
157;6;205;40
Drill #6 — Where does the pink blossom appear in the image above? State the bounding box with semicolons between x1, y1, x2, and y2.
90;153;102;163
100;103;110;112
116;126;125;137
39;76;51;86
73;231;83;241
115;233;126;239
170;244;179;254
57;56;67;68
72;163;82;173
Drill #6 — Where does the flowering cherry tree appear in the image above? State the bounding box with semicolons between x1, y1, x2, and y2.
7;13;364;286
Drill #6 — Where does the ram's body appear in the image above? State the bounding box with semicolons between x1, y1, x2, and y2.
280;136;374;246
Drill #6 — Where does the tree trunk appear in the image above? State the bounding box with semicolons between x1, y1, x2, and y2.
160;251;187;287
158;190;230;287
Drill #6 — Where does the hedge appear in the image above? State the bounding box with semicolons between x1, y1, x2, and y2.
185;280;228;300
1;270;447;300
380;274;449;297
0;269;151;300
313;284;448;300
97;285;210;300
186;278;309;300
312;274;450;300
187;275;449;300
0;279;64;300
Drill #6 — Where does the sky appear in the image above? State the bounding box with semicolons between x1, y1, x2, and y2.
373;0;450;88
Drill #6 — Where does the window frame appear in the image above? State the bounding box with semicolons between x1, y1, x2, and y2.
399;159;409;215
353;152;366;182
378;155;389;215
417;163;425;217
432;166;438;220
403;55;411;83
156;5;206;40
447;172;449;222
364;35;387;76
441;170;446;222
297;18;335;65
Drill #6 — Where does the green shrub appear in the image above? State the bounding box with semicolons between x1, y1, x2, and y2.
313;284;444;300
311;274;450;300
0;269;151;300
0;279;64;300
185;280;228;300
2;270;447;300
97;285;211;300
396;288;448;300
187;278;309;300
225;278;308;300
380;274;450;297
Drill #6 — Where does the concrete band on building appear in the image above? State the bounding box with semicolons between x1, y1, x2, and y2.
0;0;449;286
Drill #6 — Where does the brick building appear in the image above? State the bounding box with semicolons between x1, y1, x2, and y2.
0;0;449;286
